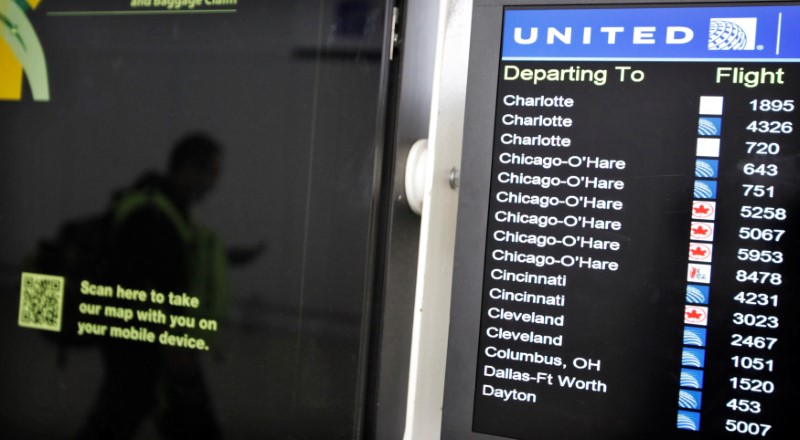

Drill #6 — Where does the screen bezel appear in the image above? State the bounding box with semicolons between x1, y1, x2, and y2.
441;1;793;438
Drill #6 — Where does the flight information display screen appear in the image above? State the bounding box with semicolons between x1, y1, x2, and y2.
458;2;800;439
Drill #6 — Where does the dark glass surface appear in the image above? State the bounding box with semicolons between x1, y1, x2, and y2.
0;1;388;438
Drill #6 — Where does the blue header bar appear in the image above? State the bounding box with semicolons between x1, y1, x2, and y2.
503;5;800;61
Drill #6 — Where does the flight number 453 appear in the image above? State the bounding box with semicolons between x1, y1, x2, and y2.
727;398;762;414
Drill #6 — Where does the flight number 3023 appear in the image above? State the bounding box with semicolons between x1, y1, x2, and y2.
732;313;779;329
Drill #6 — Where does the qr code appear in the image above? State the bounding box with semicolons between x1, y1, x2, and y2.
18;272;65;332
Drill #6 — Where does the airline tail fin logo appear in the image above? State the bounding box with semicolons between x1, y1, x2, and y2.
1;0;49;101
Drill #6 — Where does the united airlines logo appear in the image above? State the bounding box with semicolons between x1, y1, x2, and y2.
683;327;707;347
686;284;709;305
693;181;717;200
708;18;758;50
695;159;719;179
678;390;703;410
503;6;799;61
680;368;704;389
677;410;700;431
0;0;49;101
698;117;722;136
682;347;706;368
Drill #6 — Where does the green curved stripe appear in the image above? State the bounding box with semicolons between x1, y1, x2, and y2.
0;0;49;101
0;13;26;50
12;0;31;12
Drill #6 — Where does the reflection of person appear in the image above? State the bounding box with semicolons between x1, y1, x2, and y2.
76;133;260;440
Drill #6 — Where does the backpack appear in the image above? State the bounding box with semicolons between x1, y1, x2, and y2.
27;212;114;364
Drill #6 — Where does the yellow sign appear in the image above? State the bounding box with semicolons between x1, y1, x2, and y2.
1;0;49;101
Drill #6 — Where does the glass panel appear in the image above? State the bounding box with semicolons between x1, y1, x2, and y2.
0;1;387;438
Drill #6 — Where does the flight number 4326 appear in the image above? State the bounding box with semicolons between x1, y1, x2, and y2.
746;120;793;134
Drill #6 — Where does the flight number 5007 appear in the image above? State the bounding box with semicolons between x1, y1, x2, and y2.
726;420;772;437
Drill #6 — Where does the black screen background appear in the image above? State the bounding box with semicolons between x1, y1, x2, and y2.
472;60;800;440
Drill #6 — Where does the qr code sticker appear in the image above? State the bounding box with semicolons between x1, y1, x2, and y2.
18;272;65;332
